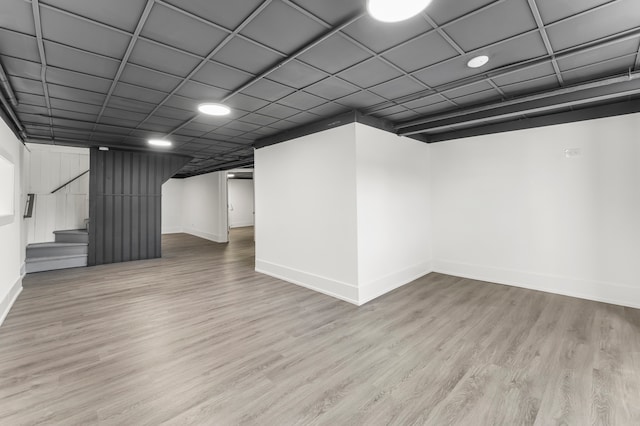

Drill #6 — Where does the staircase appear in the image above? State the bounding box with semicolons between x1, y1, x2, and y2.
26;229;88;273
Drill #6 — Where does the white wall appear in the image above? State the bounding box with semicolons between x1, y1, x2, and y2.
255;124;360;303
255;123;433;305
431;113;640;308
26;144;89;243
0;118;28;327
161;178;184;234
161;172;228;243
228;178;254;228
355;124;432;304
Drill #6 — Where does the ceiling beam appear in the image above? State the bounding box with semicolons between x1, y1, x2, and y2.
397;71;640;136
424;97;640;143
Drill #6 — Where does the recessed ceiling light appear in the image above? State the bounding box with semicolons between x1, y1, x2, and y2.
98;146;109;151
467;55;490;69
148;139;172;147
198;103;231;116
367;0;432;22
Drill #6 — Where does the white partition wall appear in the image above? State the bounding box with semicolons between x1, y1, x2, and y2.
0;118;28;326
228;178;254;228
355;124;432;304
161;171;228;243
255;123;433;305
430;113;640;309
255;124;360;303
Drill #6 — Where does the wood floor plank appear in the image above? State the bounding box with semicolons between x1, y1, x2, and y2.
0;227;639;425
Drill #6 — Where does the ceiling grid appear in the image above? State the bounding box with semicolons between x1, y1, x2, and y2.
0;0;638;176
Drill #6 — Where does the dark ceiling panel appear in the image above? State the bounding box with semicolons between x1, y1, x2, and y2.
536;0;612;24
342;13;431;53
0;29;41;62
192;61;252;90
128;39;201;77
383;31;459;73
41;0;148;32
174;81;229;102
557;38;639;72
43;41;120;79
304;77;359;99
337;58;403;88
214;36;283;75
287;0;363;26
10;76;44;98
240;79;296;102
445;0;537;51
239;1;326;55
120;65;182;93
547;0;640;51
162;0;265;31
369;76;426;100
1;56;42;81
278;91;327;110
140;3;228;57
427;0;495;26
298;34;372;74
267;60;327;89
0;0;35;34
40;7;131;58
46;68;112;94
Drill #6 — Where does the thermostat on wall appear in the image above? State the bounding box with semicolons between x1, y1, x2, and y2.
564;148;581;158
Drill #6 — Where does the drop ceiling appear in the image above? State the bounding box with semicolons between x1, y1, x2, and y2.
0;0;639;177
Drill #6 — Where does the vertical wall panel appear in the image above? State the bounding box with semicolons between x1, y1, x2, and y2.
89;148;190;266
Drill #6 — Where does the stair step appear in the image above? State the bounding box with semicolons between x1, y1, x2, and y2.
54;229;88;244
27;242;88;258
26;254;88;274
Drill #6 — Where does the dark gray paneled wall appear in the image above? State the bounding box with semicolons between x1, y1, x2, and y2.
89;149;190;266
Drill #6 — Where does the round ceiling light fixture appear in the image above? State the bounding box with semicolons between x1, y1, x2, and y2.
367;0;432;23
467;55;490;69
198;103;231;116
148;139;172;147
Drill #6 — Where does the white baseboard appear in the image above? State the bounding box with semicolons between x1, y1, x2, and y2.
256;259;359;305
433;259;640;310
0;275;24;327
359;261;433;305
182;227;227;243
161;227;184;234
230;222;254;228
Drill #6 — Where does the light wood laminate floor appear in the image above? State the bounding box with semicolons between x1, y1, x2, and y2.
2;227;640;425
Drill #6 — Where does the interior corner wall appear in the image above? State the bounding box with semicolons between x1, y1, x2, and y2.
430;112;640;309
161;178;184;234
0;118;27;327
355;124;432;304
254;124;360;304
180;171;228;243
228;178;254;228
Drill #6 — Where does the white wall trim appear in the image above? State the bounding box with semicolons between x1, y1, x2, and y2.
0;275;23;327
256;259;359;305
182;227;226;243
433;259;640;310
359;261;433;305
230;222;254;229
161;227;184;235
